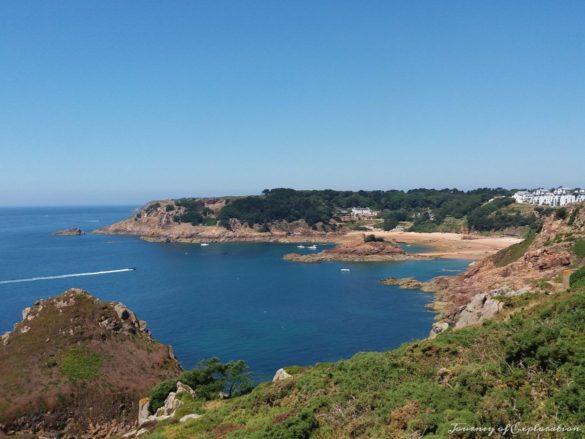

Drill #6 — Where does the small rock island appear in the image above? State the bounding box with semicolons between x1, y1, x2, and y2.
52;227;85;236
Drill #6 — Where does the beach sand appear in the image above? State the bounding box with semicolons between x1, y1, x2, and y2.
342;231;521;260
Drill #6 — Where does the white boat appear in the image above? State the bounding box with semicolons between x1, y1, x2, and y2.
340;268;350;272
297;245;305;249
308;245;317;250
200;243;210;247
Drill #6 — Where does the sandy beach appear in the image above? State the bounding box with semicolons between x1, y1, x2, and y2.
343;231;522;260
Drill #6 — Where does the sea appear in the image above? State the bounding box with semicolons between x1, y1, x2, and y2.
0;206;469;381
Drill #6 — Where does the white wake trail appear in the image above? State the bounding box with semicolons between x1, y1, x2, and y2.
0;268;135;285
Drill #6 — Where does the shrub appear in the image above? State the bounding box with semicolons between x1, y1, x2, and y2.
573;240;585;259
570;266;585;288
149;378;178;412
148;358;253;412
364;234;384;243
555;207;568;219
568;206;581;226
234;411;318;439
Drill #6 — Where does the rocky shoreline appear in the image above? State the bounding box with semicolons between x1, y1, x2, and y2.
380;203;585;337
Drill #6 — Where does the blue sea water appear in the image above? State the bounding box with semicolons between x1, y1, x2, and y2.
0;207;469;381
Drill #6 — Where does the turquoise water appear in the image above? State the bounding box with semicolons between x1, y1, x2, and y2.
0;207;469;381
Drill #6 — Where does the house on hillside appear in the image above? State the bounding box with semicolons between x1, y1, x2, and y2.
350;207;378;218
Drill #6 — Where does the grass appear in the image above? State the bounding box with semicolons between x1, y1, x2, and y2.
58;345;103;382
147;285;585;439
491;230;536;267
573;239;585;259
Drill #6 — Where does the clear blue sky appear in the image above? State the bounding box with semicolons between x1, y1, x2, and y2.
1;1;584;206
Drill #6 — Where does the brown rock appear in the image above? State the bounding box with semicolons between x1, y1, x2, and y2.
52;228;85;236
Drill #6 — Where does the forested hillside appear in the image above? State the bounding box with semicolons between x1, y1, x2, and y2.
169;188;541;233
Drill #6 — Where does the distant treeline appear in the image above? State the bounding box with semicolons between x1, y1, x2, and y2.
171;188;543;233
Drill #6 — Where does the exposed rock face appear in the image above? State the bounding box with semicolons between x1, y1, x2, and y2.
284;240;424;263
179;413;202;423
177;381;196;397
0;289;181;438
524;247;572;270
272;368;292;382
52;227;85;236
451;288;526;329
429;321;449;339
95;199;342;244
138;398;151;426
156;392;183;417
127;382;199;438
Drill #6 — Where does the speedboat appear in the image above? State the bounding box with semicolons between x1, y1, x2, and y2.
200;243;210;246
297;245;305;249
340;268;350;272
308;245;317;250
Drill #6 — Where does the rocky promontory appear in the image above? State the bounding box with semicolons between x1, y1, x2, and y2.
0;289;181;438
283;238;428;263
95;199;342;244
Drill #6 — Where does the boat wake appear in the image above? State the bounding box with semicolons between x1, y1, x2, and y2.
0;268;135;285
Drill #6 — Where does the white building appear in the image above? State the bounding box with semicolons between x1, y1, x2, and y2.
513;187;584;207
351;207;378;218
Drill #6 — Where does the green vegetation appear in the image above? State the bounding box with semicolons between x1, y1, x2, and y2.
145;202;161;214
363;234;385;243
148;286;585;438
173;199;214;226
491;230;536;267
149;358;253;412
466;197;538;232
218;189;334;229
573;239;585;259
57;345;103;382
568;206;581;226
570;266;585;288
171;188;541;233
555;207;568;220
381;210;407;231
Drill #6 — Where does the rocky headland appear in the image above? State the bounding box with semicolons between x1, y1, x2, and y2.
94;199;342;244
0;289;181;438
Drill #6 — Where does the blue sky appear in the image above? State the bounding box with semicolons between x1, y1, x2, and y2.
1;1;584;206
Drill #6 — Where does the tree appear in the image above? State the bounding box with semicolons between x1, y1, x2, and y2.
148;357;253;411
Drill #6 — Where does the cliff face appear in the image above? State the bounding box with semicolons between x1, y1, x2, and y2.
0;289;181;438
96;199;341;243
430;203;585;322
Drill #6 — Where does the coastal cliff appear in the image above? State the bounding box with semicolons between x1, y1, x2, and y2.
95;199;341;243
0;289;181;438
